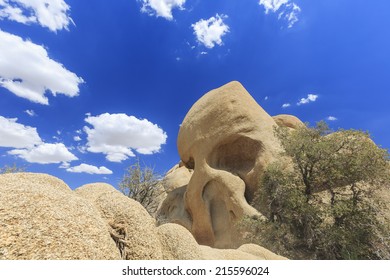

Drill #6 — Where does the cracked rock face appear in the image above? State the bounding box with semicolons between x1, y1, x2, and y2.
158;81;284;248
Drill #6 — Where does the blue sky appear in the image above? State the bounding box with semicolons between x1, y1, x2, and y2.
1;0;389;189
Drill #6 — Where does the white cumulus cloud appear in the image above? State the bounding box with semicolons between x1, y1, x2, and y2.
282;103;291;108
84;113;167;162
0;115;42;148
327;116;338;121
73;135;81;141
297;94;318;105
0;0;73;32
0;30;84;105
67;163;113;175
9;142;78;164
259;0;301;28
192;14;229;48
141;0;185;20
1;115;77;164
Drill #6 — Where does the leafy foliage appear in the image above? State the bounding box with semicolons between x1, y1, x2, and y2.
119;159;165;216
243;121;390;259
275;121;389;199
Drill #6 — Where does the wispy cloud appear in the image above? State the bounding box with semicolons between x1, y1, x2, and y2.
327;116;338;121
141;0;185;20
67;163;112;175
84;113;167;162
259;0;301;28
0;0;74;32
0;30;84;105
73;136;82;141
259;0;289;13
59;162;70;169
297;94;318;105
284;3;301;28
282;103;291;108
192;14;229;48
24;109;36;117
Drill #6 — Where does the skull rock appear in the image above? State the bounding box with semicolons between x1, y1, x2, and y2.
175;81;283;248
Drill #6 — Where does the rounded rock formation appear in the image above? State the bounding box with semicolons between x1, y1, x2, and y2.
0;173;120;260
157;223;203;260
168;81;283;248
272;114;304;130
75;183;163;260
1;172;287;260
163;161;193;192
238;243;288;260
200;246;263;260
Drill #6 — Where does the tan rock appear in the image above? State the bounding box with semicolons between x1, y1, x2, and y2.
156;185;192;230
0;173;120;260
156;162;193;228
199;243;287;260
165;81;283;248
238;243;288;260
0;172;286;260
273;114;304;130
74;182;118;201
75;183;163;260
157;223;203;260
163;161;193;192
199;246;261;260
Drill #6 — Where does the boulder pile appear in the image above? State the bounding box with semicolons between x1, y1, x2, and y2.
0;172;286;260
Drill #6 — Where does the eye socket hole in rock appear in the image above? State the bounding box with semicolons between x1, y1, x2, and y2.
207;136;263;174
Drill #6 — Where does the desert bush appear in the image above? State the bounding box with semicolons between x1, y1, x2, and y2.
242;122;390;259
0;163;25;174
119;159;165;216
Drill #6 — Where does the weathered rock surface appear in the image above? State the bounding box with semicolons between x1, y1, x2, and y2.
0;173;286;260
157;223;287;260
200;244;287;260
75;183;163;260
159;81;283;248
238;244;288;260
163;161;193;192
0;173;119;260
157;223;203;260
157;161;193;229
273;114;304;130
157;185;192;229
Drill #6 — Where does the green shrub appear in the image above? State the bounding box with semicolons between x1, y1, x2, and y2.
243;122;390;259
